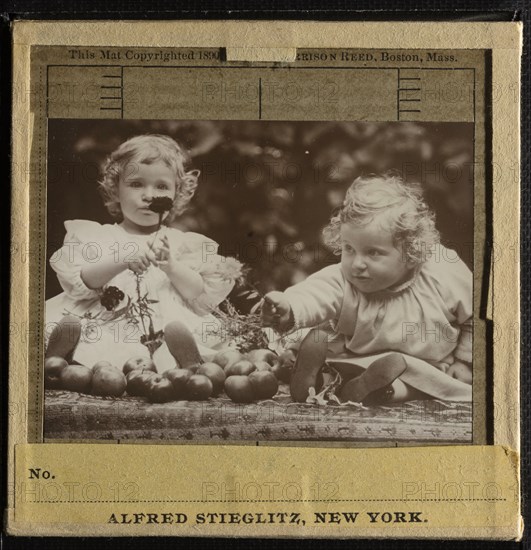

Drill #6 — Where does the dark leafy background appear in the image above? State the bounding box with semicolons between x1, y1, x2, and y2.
46;119;474;307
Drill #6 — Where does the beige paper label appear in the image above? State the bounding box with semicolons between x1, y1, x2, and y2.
9;444;520;538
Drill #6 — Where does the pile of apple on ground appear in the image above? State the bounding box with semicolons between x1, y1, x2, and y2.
44;348;295;404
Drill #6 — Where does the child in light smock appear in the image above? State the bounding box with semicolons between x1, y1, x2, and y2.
263;174;473;404
45;135;242;372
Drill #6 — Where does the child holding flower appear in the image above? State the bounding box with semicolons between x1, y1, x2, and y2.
263;173;473;405
46;134;242;372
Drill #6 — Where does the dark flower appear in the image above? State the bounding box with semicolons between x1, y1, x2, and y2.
100;285;125;311
149;196;174;215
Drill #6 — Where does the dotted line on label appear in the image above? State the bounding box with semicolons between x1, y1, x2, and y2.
31;498;507;504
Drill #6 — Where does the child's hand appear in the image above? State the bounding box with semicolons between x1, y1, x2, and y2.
156;234;176;275
446;360;472;384
156;234;205;301
262;291;293;332
126;236;163;274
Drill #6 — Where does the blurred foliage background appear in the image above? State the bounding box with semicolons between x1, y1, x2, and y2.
46;120;474;308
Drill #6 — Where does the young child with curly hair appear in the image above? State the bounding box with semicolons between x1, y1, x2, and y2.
46;134;242;372
263;173;473;404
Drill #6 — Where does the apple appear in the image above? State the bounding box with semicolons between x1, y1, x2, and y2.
271;363;292;383
184;362;201;374
247;349;280;368
126;370;158;397
224;375;255;403
271;350;296;382
186;374;213;401
91;366;126;397
212;349;245;370
197;362;226;395
225;359;256;377
253;360;272;372
249;371;279;400
123;356;157;376
147;376;175;403
92;360;114;373
44;356;68;389
164;368;192;398
59;365;93;393
278;349;296;369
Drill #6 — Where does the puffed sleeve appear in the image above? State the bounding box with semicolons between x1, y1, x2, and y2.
284;264;345;330
429;247;473;363
174;232;243;316
49;220;105;300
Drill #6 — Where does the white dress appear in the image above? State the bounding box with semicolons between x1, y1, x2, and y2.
46;220;242;372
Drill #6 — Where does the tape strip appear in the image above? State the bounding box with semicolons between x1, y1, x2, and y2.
225;47;297;62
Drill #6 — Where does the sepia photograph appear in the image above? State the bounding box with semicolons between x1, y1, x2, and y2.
43;119;474;444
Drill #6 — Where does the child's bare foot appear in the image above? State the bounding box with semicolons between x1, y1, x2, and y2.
45;315;82;363
446;360;472;384
338;353;407;405
289;328;328;403
164;320;203;370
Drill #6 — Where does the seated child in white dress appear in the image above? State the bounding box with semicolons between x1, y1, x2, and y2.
45;134;242;372
263;173;473;404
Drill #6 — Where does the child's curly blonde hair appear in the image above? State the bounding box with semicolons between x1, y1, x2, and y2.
322;173;440;266
99;134;199;224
